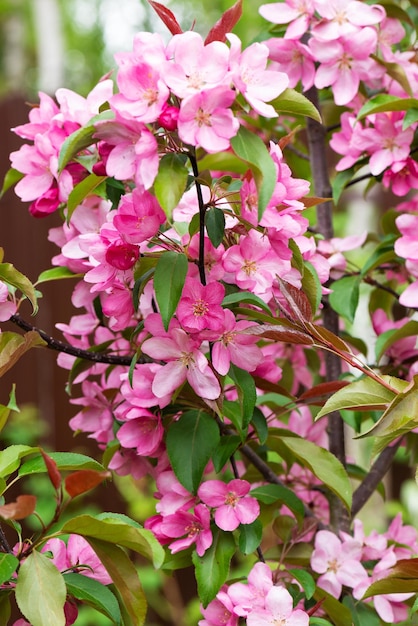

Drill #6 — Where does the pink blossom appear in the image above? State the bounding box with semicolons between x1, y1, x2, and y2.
259;0;315;40
116;409;164;457
0;281;16;321
165;31;230;99
108;448;153;480
160;504;213;556
69;380;116;444
155;470;196;516
355;112;414;176
198;479;260;531
199;589;238;626
42;535;112;585
101;284;136;331
227;34;289;118
310;28;379;106
311;529;368;598
372;309;418;364
313;0;386;41
113;188;166;244
177;86;239;153
228;562;273;617
119;364;171;409
382;158;418;196
247;585;309;626
141;328;221;400
266;38;315;91
210;309;263;376
176;277;225;333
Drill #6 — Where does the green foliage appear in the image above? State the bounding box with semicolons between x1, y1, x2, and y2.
154;154;189;218
166;410;220;493
192;529;235;606
153;251;188;331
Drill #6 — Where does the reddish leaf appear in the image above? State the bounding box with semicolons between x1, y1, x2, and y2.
147;1;183;35
276;277;313;325
307;323;351;354
40;449;61;490
65;470;111;499
299;380;350;402
0;495;36;520
242;324;314;345
205;0;243;44
388;558;418;578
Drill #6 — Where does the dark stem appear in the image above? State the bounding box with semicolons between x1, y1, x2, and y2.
305;85;349;532
0;525;12;554
351;438;403;517
189;150;207;286
10;314;133;366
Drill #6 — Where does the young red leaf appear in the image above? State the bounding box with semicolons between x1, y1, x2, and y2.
276;277;313;325
242;324;314;346
147;1;183;35
205;0;243;44
40;449;61;490
298;380;350;402
0;495;36;520
65;470;111;499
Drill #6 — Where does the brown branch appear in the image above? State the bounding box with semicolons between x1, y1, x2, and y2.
351;438;403;517
305;86;349;532
9;313;133;366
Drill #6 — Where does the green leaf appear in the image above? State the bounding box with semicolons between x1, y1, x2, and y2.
230;125;276;219
302;261;322;316
0;553;19;584
85;538;146;626
358;376;418;458
288;568;315;599
154;153;189;219
274;436;352;510
251;407;268;445
15;551;66;626
360;240;396;276
357;94;418;120
228;364;257;429
19;451;105;477
238;519;262;555
154;251;188;331
314;588;353;626
370;55;413;96
166;410;220;494
0;263;38;314
332;167;357;204
0;167;24;199
198;152;248;175
403;108;418;129
61;514;165;568
0;444;38;479
192;529;235;607
315;376;402;419
0;593;11;623
58;110;114;172
206;206;225;248
67;174;107;222
36;267;78;285
222;291;271;314
251;484;304;525
212;435;241;473
0;331;46;378
64;573;121;624
375;321;418;362
328;276;360;323
270;88;321;123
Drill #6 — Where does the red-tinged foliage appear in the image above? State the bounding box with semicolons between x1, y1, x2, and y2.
242;323;314;345
147;1;183;35
65;469;111;498
298;380;351;402
204;0;243;44
40;449;61;490
0;495;36;520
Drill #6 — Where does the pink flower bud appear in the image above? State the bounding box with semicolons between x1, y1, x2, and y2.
157;104;179;131
105;241;139;270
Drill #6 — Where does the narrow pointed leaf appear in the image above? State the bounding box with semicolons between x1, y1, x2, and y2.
147;1;183;34
205;0;242;43
192;529;235;606
0;263;38;313
166;410;220;493
270;88;321;122
222;291;271;314
0;331;46;377
19;452;106;476
273;436;352;510
58;110;114;172
67;174;107;222
228;364;256;429
65;469;111;498
0;444;38;479
15;551;66;626
36;267;78;284
357;94;418;120
61;514;165;568
154;154;188;218
0;167;24;198
154;251;188;331
230;126;276;219
64;573;121;624
85;538;146;626
206;206;225;248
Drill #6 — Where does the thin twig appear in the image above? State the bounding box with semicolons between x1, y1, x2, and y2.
10;314;133;366
189;150;207;286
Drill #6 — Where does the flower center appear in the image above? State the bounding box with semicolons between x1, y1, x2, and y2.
144;87;158;106
196;108;212;127
185;522;202;537
328;558;339;573
192;298;209;317
221;330;236;346
180;351;195;367
243;259;257;276
224;491;239;506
